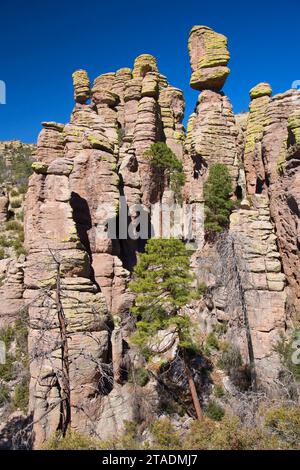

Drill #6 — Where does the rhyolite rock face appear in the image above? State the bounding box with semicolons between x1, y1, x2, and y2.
1;25;299;448
21;51;187;446
244;83;272;195
184;28;241;246
24;151;110;447
186;90;241;184
188;26;230;91
229;195;286;386
242;86;300;316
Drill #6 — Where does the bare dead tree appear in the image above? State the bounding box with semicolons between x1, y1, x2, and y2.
49;249;71;436
217;232;257;392
0;247;116;449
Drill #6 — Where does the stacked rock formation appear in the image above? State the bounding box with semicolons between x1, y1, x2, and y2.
262;91;300;316
230;195;286;384
24;151;110;447
184;26;241;251
188;26;230;91
186;26;240;194
0;25;296;447
21;53;187;445
186;27;290;385
244;83;272;195
241;85;300;315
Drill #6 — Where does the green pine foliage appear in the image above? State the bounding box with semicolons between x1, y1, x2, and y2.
129;238;194;357
145;143;185;201
204;163;234;234
205;401;225;421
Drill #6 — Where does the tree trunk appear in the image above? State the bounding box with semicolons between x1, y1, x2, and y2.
56;260;71;436
183;356;202;420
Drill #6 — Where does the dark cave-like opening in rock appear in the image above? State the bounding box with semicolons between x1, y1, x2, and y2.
235;184;243;200
255;178;264;194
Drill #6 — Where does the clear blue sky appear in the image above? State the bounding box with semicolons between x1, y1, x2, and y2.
0;0;299;143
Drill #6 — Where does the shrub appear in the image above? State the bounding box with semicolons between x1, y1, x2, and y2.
0;145;33;187
42;431;103;450
117;128;126;146
145;143;185;201
119;421;140;450
0;354;16;381
0;317;29;410
18;184;28;195
12;376;29;413
129;368;149;387
264;406;300;448
0;383;10;407
205;401;225;421
14;315;29;358
0;248;5;260
15;245;28;257
191;282;208;300
16;210;24;221
0;235;11;247
204;163;234;235
150;418;181;450
217;344;251;391
275;331;300;381
184;415;281;450
214;384;225;398
10;151;33;186
10;198;22;209
11;237;27;256
214;322;228;336
206;332;219;351
218;343;242;371
10;189;19;197
183;417;216;450
5;220;23;233
0;325;15;348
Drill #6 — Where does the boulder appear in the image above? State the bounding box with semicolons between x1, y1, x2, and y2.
188;25;230;91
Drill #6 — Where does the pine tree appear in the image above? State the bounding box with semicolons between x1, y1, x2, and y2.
130;238;202;420
204;163;234;234
145;143;185;201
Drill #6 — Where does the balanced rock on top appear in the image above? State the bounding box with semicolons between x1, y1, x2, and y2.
250;82;272;100
188;25;230;91
72;69;91;103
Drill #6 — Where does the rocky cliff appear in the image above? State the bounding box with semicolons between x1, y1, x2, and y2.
0;25;299;449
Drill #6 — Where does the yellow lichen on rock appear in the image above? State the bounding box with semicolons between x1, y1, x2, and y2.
72;69;91;104
132;54;158;78
188;26;230;91
288;110;300;144
250;83;272;100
